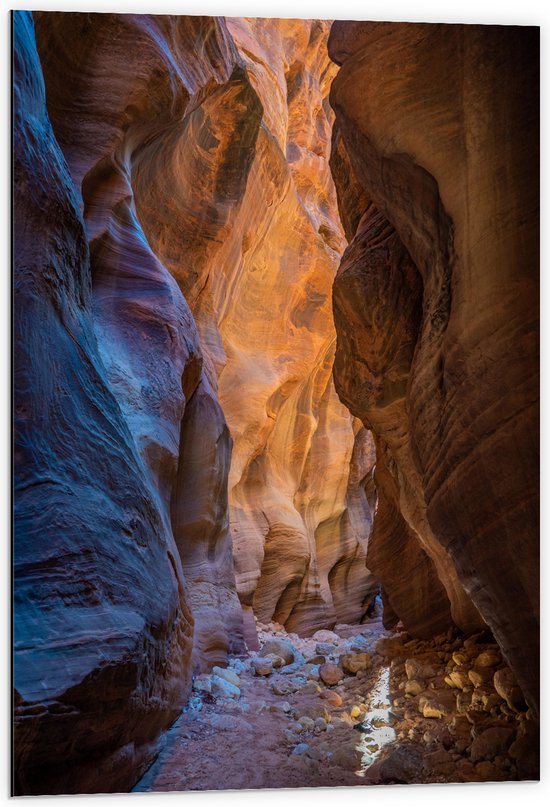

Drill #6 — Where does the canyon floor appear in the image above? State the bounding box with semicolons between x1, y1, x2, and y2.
133;611;536;793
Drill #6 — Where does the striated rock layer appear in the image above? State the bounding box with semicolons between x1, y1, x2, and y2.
217;18;379;634
13;12;194;794
329;22;539;714
14;11;380;794
33;11;247;677
33;12;378;644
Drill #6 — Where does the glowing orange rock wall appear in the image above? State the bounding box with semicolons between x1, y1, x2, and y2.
218;18;379;633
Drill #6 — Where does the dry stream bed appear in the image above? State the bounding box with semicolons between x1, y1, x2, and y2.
134;615;537;792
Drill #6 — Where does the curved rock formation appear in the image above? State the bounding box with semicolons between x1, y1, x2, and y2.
171;373;244;671
33;11;247;675
33;12;378;643
217;18;379;633
14;11;380;794
17;10;538;795
13;12;193;794
329;21;539;713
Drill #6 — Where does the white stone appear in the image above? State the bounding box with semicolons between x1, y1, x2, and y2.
211;675;240;699
212;666;240;688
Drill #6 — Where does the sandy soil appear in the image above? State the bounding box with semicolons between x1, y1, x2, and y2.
133;613;533;794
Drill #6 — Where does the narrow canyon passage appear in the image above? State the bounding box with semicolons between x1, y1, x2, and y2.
13;11;539;796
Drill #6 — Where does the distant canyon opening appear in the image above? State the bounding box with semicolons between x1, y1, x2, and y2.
13;11;539;796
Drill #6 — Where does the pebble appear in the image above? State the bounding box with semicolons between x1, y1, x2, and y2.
422;701;444;719
456;690;472;713
298;680;321;695
229;658;247;674
252;657;273;676
261;638;295;665
306;654;326;665
340;652;372;675
299;703;330;721
192;674;212;694
187;695;203;712
420;689;455;718
446;668;470;689
271;679;298;696
349;635;371;653
475;650;501;668
456;758;476;780
482;692;503;711
212;666;240;688
470;727;515;763
378;745;424;783
265;653;285;669
405;658;436;681
405;679;424;697
211;675;240;699
298;716;315;732
319;691;342;707
316;642;337;655
269;702;292;715
493;667;527;712
292;743;309;756
319;662;344;686
312;630;340;643
468;668;493;687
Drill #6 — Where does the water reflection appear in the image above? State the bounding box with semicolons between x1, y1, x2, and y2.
355;666;396;775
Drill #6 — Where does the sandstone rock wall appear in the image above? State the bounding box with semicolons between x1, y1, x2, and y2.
14;11;381;793
33;10;247;676
13;11;194;794
328;21;539;713
34;13;378;641
218;18;379;633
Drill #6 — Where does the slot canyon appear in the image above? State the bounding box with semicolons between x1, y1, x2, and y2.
13;10;539;795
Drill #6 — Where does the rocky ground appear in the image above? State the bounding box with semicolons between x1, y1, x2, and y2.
133;608;539;793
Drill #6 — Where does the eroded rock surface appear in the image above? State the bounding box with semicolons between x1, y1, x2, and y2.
14;11;538;796
14;11;380;794
13;12;194;794
33;10;248;676
329;21;539;714
33;12;378;644
211;18;380;633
